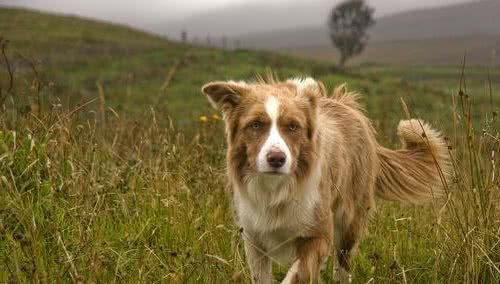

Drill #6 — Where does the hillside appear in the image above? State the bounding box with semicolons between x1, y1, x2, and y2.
370;0;500;41
237;0;500;65
1;7;499;284
240;0;500;47
3;7;480;125
0;7;168;53
164;0;474;39
1;7;305;122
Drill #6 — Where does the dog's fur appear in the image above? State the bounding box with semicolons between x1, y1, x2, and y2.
201;77;450;284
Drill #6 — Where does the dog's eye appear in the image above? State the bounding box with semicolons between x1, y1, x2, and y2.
287;123;299;132
249;121;262;130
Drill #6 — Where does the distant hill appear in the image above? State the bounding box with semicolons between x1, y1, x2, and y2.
238;0;500;49
369;0;500;41
235;0;500;65
164;0;474;39
164;0;333;39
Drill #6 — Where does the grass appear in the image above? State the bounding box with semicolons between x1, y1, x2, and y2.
1;7;499;283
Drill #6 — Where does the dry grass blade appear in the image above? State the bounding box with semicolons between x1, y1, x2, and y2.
0;38;14;107
160;59;180;92
96;81;106;127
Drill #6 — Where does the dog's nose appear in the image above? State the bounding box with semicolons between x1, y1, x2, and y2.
266;150;286;169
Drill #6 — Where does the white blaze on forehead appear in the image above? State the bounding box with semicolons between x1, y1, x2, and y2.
265;95;280;120
257;96;292;174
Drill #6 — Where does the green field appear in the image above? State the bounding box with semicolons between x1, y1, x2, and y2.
1;7;499;283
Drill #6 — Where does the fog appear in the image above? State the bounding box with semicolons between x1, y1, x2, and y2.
1;0;476;36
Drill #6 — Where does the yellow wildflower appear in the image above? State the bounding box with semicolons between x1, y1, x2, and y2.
199;115;208;123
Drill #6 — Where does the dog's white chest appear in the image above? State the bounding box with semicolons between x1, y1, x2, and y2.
234;175;320;264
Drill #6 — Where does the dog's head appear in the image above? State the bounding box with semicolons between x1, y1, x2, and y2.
202;78;321;184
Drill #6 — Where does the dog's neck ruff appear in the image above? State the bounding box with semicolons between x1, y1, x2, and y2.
242;174;294;208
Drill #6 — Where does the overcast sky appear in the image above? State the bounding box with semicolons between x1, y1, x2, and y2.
1;0;475;35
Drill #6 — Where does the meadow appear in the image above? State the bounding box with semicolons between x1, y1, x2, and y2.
0;7;499;283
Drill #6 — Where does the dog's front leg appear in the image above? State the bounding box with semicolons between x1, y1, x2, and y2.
244;238;272;284
281;237;331;284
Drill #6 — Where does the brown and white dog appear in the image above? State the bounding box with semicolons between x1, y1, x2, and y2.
201;77;450;283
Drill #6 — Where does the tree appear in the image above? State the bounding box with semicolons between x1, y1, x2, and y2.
328;0;375;67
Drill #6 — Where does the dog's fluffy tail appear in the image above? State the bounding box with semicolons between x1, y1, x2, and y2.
375;119;451;204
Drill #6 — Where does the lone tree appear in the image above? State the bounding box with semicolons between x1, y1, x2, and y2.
328;0;375;67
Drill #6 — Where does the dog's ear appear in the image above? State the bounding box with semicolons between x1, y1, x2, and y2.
201;81;249;113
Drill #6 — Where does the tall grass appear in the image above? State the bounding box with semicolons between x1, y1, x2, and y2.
0;41;499;283
434;73;499;282
0;103;250;283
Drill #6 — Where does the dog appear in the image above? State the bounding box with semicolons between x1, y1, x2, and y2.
201;77;450;283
